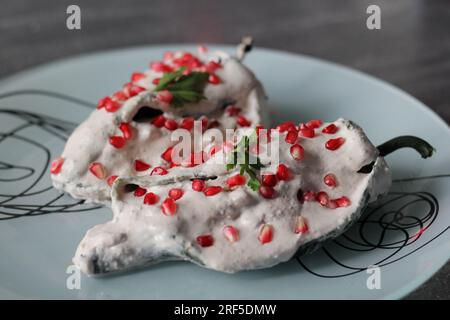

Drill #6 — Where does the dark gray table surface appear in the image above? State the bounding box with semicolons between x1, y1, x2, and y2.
0;0;449;299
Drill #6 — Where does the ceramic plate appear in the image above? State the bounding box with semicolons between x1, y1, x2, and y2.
0;45;449;299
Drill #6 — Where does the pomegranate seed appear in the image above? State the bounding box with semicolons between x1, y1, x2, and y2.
135;159;151;171
163;51;174;61
89;162;107;179
123;83;145;97
223;225;239;242
152;78;160;85
180;117;194;130
196;235;214;247
164;119;178;131
150;167;168;175
192;179;205;192
157;90;173;104
276;121;296;133
285;129;298;144
131;72;145;82
151;115;166;127
50;157;64;174
134;187;147;197
109;136;126;149
97;96;110;109
300;128;315;138
324;173;338;188
258;224;273;244
200;116;209;131
150;61;173;73
296;189;304;203
303;191;316;202
326;137;345;151
144;192;159;205
322;124;338;134
168;188;183;200
306;119;323;129
225;105;241;116
276;164;292;181
226;174;246;188
316;191;330;207
161;197;177;215
204;186;222;196
290;144;304;161
259;185;275;199
104;99;121;112
262;173;277;187
295;216;309;234
107;175;118;186
197;45;208;54
237;115;251;127
336;196;351;207
205;61;221;73
161;146;173;162
208;74;221;84
112;91;127;101
327;200;338;209
119;122;133;140
207;120;220;129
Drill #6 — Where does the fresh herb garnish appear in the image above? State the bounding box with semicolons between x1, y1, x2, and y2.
226;131;264;191
155;67;209;107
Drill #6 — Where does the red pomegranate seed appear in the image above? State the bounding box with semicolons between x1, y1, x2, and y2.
157;90;173;104
150;167;168;175
134;187;147;197
204;186;223;196
276;164;292;181
109;136;126;149
196;235;214;247
324;173;337;188
327;200;338;209
180;117;194;130
226;174;246;188
161;146;173;162
106;175;118;186
300;128;315;138
144;192;159;205
197;45;208;54
89;162;107;179
303;191;316;202
326;137;345;151
208;74;221;85
168;188;183;200
131;72;145;82
290;144;305;161
164;119;178;131
192;179;205;192
112;91;127;101
296;189;304;203
97;96;110;109
104;99;121;113
336;196;351;207
150;61;173;73
258;224;273;244
199;116;209;131
225;105;241;116
161;197;177;215
50;157;64;174
237;115;251;127
276;121;296;133
205;61;221;73
152;78;160;85
259;185;275;199
322;124;338;134
223;225;239;242
295;216;309;234
163;51;174;61
306;119;323;129
119;122;133;140
134;159;151;171
262;173;277;187
151;115;166;127
316;191;330;207
207;120;220;129
285;129;298;144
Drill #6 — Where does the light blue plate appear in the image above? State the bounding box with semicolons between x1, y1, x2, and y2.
0;45;449;299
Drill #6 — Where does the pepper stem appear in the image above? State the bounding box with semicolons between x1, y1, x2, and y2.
377;136;435;158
